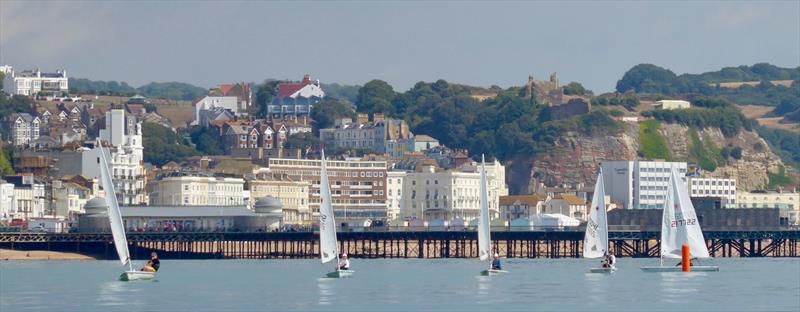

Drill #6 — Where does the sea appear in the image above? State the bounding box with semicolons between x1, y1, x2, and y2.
1;258;798;311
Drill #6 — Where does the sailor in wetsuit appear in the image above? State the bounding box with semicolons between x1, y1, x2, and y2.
491;253;502;270
141;252;160;272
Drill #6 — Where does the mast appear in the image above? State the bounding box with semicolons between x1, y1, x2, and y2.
478;155;491;265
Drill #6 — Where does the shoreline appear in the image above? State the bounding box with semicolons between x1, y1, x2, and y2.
0;249;95;261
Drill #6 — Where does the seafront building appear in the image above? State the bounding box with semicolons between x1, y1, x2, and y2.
247;176;311;225
385;171;406;221
400;160;507;222
686;177;737;205
499;195;548;221
735;190;799;225
148;173;245;206
3;175;46;220
600;160;688;209
267;157;387;222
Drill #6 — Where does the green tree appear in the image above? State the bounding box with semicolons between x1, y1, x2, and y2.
137;82;207;101
0;147;13;175
255;80;281;117
310;99;356;132
144;103;157;113
189;126;224;155
284;132;321;152
356;79;396;115
142;122;197;166
562;82;592;95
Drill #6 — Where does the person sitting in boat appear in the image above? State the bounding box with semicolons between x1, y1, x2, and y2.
607;253;616;268
491;253;502;270
141;252;160;272
338;253;350;271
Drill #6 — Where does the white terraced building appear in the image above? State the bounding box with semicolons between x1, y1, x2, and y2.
2;67;68;96
149;174;245;206
386;171;406;221
400;160;508;222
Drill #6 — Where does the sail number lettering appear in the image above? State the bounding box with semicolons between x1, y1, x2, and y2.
586;219;599;237
670;218;697;227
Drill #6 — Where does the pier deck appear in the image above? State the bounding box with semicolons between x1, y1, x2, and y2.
1;230;798;260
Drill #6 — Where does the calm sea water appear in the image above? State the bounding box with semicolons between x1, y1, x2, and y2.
1;258;798;311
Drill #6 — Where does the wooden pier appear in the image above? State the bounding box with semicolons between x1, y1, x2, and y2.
1;230;798;260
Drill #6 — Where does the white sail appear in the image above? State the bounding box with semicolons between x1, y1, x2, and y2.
318;150;338;264
660;168;710;259
98;145;131;267
477;155;491;261
583;169;608;258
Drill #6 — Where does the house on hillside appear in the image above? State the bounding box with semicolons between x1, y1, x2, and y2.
268;74;325;119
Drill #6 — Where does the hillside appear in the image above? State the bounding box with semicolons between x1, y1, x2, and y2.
529;121;788;192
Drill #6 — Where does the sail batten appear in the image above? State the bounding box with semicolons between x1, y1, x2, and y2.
477;155;491;262
318;150;338;264
660;168;711;259
99;145;131;266
583;169;608;258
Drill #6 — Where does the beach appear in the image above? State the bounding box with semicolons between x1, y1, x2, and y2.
0;249;94;261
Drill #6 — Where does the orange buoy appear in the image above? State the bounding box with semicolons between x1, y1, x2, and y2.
681;244;691;272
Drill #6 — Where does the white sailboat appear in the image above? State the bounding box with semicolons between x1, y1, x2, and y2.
319;150;353;278
98;145;155;281
478;155;506;276
641;167;719;272
584;169;615;273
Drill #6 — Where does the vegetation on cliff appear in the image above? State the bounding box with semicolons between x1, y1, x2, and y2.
638;120;672;160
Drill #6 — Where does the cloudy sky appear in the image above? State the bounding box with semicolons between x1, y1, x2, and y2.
1;1;798;92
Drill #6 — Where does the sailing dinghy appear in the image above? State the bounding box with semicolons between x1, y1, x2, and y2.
319;150;354;278
584;169;615;274
478;155;507;276
98;145;155;281
641;168;719;272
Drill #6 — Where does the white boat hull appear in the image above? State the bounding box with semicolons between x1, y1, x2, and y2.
640;266;719;272
120;271;156;281
326;270;355;278
480;269;508;276
589;267;617;274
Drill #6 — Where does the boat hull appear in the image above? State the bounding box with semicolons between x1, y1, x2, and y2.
640;266;719;272
589;267;616;274
326;270;355;278
480;269;508;276
120;271;156;281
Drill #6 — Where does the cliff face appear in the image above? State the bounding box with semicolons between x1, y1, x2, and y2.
527;122;785;192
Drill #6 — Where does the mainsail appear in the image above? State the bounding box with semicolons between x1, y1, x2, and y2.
98;145;131;267
660;168;710;259
477;155;491;261
318;150;338;264
583;169;608;258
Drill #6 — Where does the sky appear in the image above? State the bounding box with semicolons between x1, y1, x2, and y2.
1;1;798;93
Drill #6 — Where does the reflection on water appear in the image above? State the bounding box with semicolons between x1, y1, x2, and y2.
659;271;706;303
96;281;131;307
584;268;611;305
317;278;335;306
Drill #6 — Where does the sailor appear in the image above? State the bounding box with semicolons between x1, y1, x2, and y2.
491;253;502;270
607;253;616;268
601;251;611;268
141;252;160;272
338;253;350;271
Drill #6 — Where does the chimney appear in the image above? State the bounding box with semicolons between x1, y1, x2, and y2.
357;113;368;124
